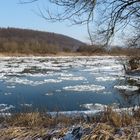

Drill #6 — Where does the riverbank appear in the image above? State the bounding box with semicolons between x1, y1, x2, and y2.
0;107;140;140
0;52;127;57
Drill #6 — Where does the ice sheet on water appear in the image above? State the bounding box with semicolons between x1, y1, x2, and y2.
0;56;126;79
63;84;105;92
114;85;139;91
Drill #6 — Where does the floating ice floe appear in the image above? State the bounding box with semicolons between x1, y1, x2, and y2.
81;103;139;115
5;77;62;86
7;85;16;89
20;104;32;107
44;79;62;83
24;73;48;77
49;110;102;117
4;92;12;96
96;76;117;82
102;91;112;94
56;89;61;92
0;73;6;78
114;85;139;91
0;104;15;112
81;103;107;111
59;76;86;81
108;72;125;76
81;64;123;72
45;93;53;96
59;73;74;77
6;77;46;86
63;84;105;92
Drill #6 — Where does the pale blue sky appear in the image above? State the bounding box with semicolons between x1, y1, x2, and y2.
0;0;89;43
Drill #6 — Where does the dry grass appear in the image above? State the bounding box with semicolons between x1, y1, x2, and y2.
1;108;140;139
94;107;140;128
4;107;140;128
0;106;139;129
4;112;84;129
0;112;83;139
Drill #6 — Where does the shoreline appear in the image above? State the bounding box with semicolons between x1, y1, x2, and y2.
0;52;127;57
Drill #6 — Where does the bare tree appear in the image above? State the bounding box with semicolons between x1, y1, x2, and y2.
20;0;140;45
127;30;140;49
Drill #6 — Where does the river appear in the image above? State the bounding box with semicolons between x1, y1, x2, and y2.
0;56;139;113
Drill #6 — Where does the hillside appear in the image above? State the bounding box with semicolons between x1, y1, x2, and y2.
0;28;86;54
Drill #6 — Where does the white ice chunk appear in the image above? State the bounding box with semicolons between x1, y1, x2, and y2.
59;76;86;81
82;103;107;111
59;73;74;77
44;79;62;83
102;91;112;94
4;93;12;96
63;84;105;92
7;85;16;89
45;93;53;96
114;85;139;91
0;104;15;112
56;89;61;92
96;76;117;81
20;104;32;107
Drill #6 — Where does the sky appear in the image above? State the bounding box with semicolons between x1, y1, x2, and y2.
0;0;89;43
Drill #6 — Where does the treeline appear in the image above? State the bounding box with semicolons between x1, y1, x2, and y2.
108;47;140;56
0;28;85;54
76;45;140;56
0;37;59;54
0;28;139;55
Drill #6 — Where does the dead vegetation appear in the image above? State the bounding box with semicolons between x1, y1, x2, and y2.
100;107;137;127
0;107;140;139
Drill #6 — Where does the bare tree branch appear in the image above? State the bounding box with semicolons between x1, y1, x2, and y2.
21;0;140;45
19;0;38;4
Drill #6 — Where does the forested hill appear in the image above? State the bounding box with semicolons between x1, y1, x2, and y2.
0;28;86;54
